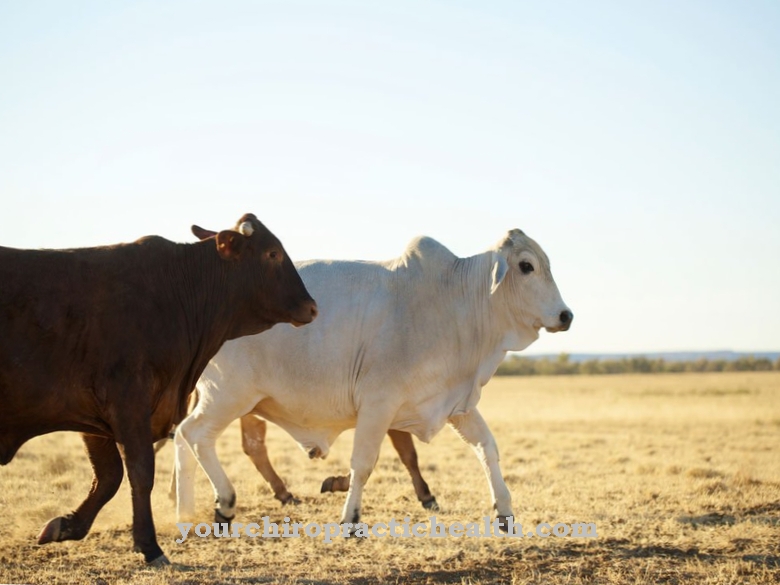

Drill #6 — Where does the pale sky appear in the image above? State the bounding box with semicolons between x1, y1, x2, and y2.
1;1;778;354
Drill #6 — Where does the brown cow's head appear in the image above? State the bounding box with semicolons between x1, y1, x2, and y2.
191;213;317;339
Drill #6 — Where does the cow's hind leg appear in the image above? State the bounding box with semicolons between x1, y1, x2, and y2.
173;424;199;520
38;434;123;545
241;414;299;505
177;412;237;524
387;430;439;511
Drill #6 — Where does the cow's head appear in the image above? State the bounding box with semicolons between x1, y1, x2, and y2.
489;229;572;346
192;213;317;338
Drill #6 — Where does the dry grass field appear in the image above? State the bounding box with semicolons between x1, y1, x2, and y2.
1;371;779;584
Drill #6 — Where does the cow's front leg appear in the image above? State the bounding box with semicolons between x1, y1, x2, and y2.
448;408;513;532
340;410;395;531
38;434;124;544
116;420;168;565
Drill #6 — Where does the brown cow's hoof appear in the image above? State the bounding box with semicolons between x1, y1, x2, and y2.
280;494;301;506
37;517;62;544
422;497;440;512
320;477;334;493
147;554;171;567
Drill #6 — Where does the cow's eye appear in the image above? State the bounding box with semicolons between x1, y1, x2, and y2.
268;250;279;260
519;261;534;274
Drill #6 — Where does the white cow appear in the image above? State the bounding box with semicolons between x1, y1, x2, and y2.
174;229;572;529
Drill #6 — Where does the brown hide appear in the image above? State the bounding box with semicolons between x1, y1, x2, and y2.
0;212;316;563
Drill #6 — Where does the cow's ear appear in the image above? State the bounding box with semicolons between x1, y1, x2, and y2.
490;252;508;295
192;225;217;240
215;230;246;260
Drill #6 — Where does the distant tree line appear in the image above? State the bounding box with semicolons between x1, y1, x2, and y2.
495;353;780;376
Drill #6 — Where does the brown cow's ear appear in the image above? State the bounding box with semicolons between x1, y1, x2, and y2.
215;230;245;260
192;225;217;240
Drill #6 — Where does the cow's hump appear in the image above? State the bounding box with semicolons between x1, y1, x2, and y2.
397;236;457;274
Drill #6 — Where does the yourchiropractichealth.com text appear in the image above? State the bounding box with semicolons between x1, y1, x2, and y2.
175;515;598;543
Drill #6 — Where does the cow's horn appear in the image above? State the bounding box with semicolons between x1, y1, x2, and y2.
239;221;254;236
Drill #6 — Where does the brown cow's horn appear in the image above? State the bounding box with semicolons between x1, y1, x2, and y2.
238;221;254;236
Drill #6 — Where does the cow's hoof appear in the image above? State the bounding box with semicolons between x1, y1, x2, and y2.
214;509;234;526
320;477;334;493
344;526;362;538
347;529;367;540
422;497;440;512
308;447;322;459
496;515;512;533
147;554;171;567
280;494;301;506
37;517;62;544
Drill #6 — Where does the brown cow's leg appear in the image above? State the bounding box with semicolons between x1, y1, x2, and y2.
38;434;124;544
116;421;168;565
387;430;439;510
241;414;299;505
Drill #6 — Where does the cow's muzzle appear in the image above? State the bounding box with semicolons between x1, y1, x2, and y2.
545;310;573;333
291;299;318;327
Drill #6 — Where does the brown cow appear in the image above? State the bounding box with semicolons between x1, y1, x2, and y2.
0;213;317;565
